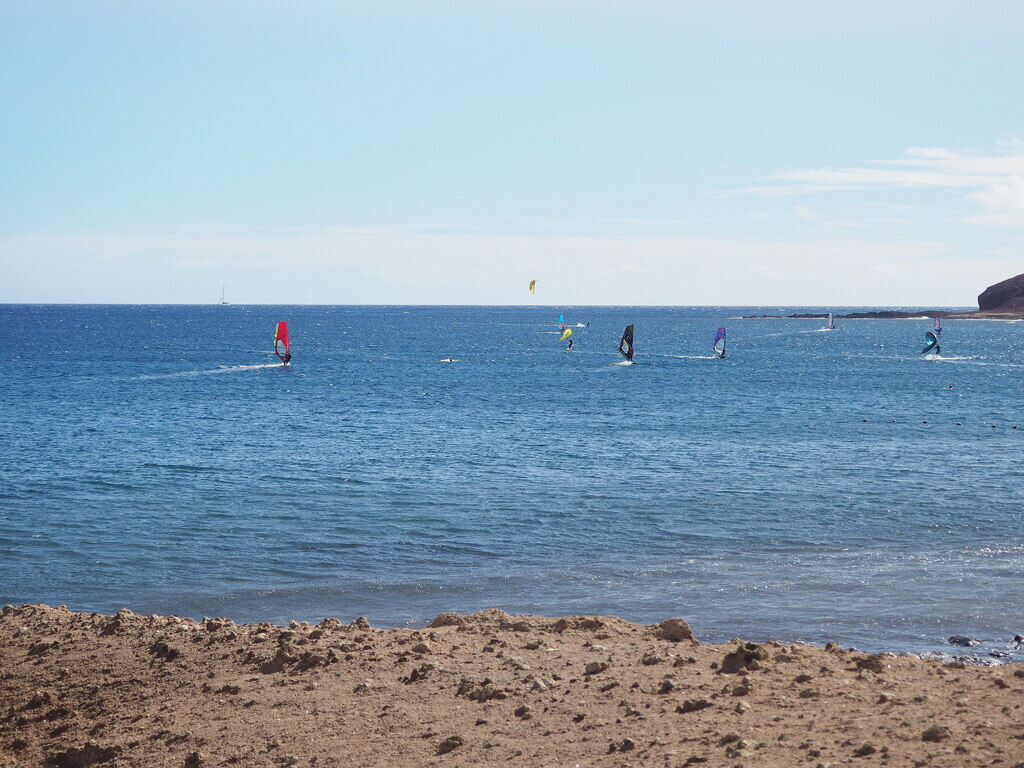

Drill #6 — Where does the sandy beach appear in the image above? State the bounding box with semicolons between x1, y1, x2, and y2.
2;604;1022;768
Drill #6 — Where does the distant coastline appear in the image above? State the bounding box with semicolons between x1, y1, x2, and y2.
745;271;1024;320
743;309;1023;320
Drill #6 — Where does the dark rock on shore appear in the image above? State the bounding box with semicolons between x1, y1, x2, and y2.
978;272;1024;313
948;636;979;648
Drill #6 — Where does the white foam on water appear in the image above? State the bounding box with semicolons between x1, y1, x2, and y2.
929;355;981;362
139;363;284;379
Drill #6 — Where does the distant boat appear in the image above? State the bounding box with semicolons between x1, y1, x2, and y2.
219;286;230;305
922;331;940;356
826;313;835;330
529;279;536;295
713;327;726;358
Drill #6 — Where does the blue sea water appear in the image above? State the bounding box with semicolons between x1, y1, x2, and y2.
2;304;1023;660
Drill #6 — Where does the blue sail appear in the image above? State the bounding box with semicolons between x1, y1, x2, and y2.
713;327;726;358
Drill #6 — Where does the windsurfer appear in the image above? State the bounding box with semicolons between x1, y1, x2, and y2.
273;321;291;366
713;328;727;359
567;338;574;351
619;325;635;362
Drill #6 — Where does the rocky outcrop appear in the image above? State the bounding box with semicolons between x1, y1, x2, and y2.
977;272;1024;313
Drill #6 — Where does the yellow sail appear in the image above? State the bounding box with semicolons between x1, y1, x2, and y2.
529;279;536;295
559;328;573;341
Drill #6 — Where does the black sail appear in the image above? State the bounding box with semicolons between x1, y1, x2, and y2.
619;325;634;359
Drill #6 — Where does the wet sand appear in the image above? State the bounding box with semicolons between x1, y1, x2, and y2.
1;604;1023;767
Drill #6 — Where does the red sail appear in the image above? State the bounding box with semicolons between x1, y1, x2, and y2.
274;321;290;362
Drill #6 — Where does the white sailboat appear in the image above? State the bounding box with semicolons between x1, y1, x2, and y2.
219;286;230;305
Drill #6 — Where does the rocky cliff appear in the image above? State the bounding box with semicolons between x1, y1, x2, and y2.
977;272;1024;314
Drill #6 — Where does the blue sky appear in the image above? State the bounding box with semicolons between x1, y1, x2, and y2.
2;0;1023;304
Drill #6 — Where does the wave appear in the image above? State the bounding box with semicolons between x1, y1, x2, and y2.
141;463;217;473
83;479;139;491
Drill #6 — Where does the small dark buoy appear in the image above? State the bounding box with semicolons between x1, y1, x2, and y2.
862;419;868;422
992;424;998;428
1014;634;1023;643
955;422;962;426
922;420;928;424
1014;426;1020;430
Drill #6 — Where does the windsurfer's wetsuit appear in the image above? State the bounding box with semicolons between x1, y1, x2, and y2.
625;349;634;362
282;352;292;364
567;339;573;351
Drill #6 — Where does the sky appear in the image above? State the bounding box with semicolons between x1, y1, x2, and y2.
2;0;1024;305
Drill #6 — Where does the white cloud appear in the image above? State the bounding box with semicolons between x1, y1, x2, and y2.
733;140;1024;226
968;174;1024;225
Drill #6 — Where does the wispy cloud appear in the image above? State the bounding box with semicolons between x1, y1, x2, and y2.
730;140;1024;225
1;225;1014;306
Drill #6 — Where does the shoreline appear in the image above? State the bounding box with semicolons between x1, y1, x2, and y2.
3;604;1022;767
743;310;1024;320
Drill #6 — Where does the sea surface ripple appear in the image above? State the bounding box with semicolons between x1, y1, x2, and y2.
1;305;1022;660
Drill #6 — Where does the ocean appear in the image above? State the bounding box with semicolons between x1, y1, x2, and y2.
2;305;1022;661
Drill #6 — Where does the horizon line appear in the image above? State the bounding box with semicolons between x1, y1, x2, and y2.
0;302;977;309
